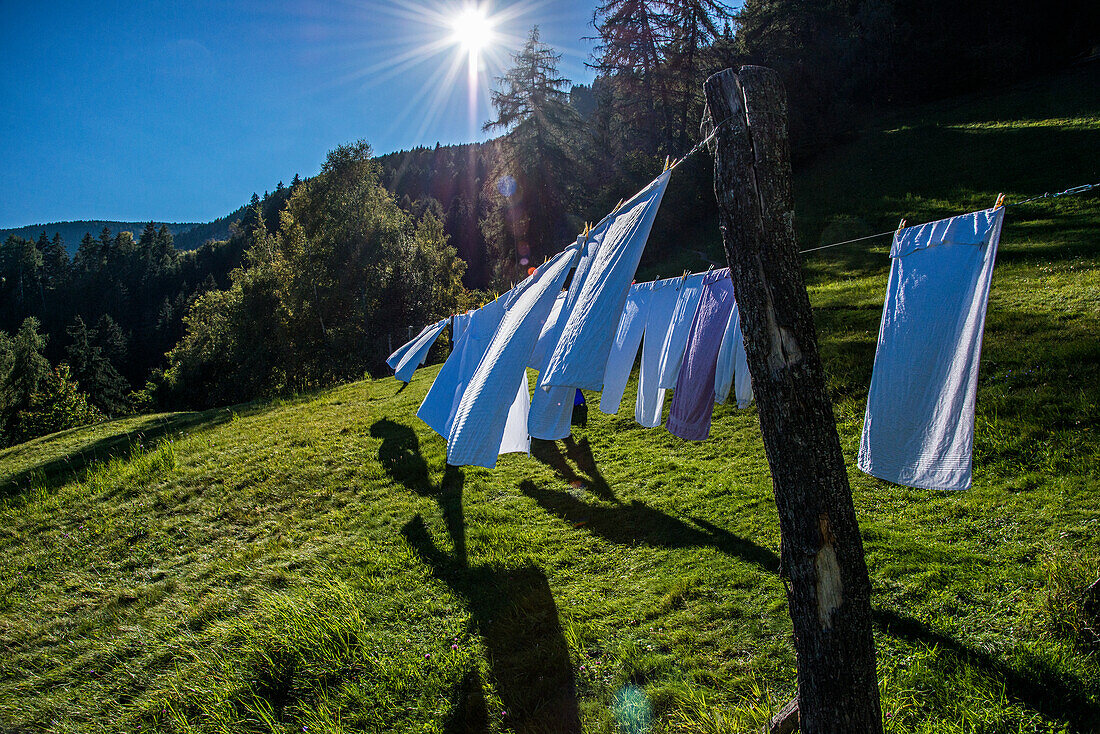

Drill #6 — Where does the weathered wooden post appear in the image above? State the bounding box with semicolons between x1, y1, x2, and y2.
703;66;883;733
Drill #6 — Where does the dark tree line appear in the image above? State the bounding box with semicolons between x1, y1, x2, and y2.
0;0;1089;431
378;0;1093;289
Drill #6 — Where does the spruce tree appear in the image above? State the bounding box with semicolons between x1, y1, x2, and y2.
483;26;578;283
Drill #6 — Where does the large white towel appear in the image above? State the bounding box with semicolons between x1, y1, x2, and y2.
539;170;671;392
447;245;580;468
858;207;1005;491
417;299;506;438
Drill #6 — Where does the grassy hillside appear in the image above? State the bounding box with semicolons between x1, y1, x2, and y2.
1;69;1098;733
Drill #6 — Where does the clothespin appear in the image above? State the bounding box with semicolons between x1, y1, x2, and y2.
614;198;624;212
994;192;1006;209
663;155;671;171
707;263;715;272
896;218;907;235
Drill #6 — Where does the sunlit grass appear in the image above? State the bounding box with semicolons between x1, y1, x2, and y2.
0;66;1098;732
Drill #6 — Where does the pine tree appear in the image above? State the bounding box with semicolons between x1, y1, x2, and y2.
65;316;130;416
590;0;673;152
483;26;578;281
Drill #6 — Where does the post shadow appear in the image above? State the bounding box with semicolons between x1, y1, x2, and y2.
403;516;581;733
371;418;467;565
520;438;1095;730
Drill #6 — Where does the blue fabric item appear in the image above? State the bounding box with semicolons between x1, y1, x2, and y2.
714;301;754;408
528;235;600;440
387;317;450;383
540;170;671;391
447;246;580;468
656;273;706;389
528;291;567;370
599;282;651;415
452;310;474;346
418;298;506;438
858;208;1005;491
667;270;734;441
635;278;685;427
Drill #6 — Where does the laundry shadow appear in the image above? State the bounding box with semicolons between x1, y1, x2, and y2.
0;410;233;500
403;516;580;733
521;468;1094;728
370;418;431;494
530;437;617;503
518;480;780;574
443;669;489;734
371;418;467;565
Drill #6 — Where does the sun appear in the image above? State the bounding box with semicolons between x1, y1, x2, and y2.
451;6;495;53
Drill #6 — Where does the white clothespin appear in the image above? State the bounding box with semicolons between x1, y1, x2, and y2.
993;192;1006;209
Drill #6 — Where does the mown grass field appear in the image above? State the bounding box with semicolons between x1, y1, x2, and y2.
1;67;1097;733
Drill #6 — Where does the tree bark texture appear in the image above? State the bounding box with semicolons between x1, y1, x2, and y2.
703;66;883;733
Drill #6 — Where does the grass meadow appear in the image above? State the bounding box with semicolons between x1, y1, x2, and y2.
1;67;1097;732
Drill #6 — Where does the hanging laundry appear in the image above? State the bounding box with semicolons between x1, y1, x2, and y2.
656;272;706;390
452;309;474;346
528;291;567;371
667;269;735;441
539;170;672;392
387;316;451;383
714;301;754;409
448;246;580;468
528;234;603;441
635;277;686;427
598;282;650;415
858;208;1005;491
418;297;506;438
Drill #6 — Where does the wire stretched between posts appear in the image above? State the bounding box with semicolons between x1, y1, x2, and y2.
795;181;1099;256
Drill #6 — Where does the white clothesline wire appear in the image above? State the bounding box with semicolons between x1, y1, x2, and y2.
795;181;1099;256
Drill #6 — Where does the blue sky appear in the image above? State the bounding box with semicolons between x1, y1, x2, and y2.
0;0;599;228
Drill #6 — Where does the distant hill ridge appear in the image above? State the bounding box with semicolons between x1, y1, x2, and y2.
0;214;241;254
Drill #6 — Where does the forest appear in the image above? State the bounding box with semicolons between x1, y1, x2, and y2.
0;0;1091;446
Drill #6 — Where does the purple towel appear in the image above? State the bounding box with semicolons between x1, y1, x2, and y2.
666;269;735;441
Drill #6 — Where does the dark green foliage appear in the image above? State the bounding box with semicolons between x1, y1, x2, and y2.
0;221;203;255
65;316;130;416
482;27;581;287
162;141;466;409
6;363;101;444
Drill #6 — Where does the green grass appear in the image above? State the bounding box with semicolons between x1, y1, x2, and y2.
1;67;1098;733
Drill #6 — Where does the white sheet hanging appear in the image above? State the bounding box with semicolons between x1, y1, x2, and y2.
539;170;671;392
447;246;580;468
858;207;1005;491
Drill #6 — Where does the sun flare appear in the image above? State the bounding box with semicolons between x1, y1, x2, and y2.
451;6;494;53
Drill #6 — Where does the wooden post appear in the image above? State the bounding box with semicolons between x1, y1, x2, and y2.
703;66;883;733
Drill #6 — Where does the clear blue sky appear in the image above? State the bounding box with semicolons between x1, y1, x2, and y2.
0;1;599;228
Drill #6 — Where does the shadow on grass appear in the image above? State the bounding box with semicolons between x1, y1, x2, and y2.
527;441;1098;730
519;480;780;574
531;437;618;503
0;410;232;500
873;609;1100;731
371;418;467;565
403;516;581;733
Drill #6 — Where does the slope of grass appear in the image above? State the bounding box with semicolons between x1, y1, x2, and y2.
1;68;1098;733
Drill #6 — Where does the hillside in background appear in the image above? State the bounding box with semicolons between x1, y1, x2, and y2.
0;203;258;254
1;67;1097;732
0;220;203;254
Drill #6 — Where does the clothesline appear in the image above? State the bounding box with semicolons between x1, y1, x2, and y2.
798;181;1099;256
